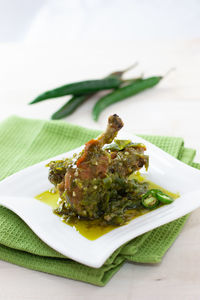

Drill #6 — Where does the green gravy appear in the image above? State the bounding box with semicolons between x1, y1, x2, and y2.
35;174;179;241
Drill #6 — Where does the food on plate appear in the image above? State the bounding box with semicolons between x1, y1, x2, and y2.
46;114;175;226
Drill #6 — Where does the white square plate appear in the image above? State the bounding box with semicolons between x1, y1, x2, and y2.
0;131;200;268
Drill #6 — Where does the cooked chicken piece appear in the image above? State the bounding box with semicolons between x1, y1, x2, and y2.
64;114;124;216
48;114;149;224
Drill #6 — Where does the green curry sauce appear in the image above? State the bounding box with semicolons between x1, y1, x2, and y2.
35;173;179;241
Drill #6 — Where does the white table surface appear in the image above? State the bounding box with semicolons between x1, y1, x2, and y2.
0;40;200;299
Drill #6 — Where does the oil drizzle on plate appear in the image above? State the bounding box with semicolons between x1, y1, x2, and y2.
35;190;117;240
35;174;179;241
132;172;179;199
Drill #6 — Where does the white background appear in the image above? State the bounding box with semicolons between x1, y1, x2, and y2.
0;0;200;42
0;1;200;299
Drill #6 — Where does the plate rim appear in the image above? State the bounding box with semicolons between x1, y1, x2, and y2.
0;132;200;268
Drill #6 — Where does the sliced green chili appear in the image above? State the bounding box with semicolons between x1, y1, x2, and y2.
92;76;162;121
114;139;132;150
142;189;174;208
156;191;174;204
141;189;160;209
104;139;146;152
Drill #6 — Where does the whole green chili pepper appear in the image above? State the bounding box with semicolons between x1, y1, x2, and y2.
51;77;143;120
51;94;92;120
92;76;162;121
30;77;122;105
30;63;138;105
48;64;139;119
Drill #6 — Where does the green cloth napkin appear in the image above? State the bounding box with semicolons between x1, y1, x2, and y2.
0;116;199;286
